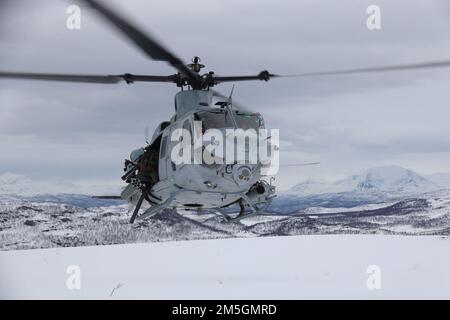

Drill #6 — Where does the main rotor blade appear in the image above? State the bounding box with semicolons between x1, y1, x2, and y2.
0;71;121;83
212;71;273;84
79;0;200;84
0;71;177;84
276;60;450;78
212;60;450;85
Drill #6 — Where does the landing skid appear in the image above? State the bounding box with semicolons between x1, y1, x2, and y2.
224;209;267;223
215;195;271;223
129;191;180;223
137;193;178;221
128;189;272;224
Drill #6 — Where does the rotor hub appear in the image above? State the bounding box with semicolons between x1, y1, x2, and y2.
187;56;205;73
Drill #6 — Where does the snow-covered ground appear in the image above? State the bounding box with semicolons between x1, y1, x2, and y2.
0;235;449;299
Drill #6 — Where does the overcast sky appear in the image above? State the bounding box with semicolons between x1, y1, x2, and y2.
2;0;450;191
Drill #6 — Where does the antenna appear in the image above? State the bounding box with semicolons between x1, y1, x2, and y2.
228;85;235;109
228;84;235;99
145;125;150;144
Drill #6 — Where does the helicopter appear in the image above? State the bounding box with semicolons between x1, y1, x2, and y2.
2;0;450;223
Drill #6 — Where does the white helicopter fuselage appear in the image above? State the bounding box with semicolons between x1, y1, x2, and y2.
121;90;275;213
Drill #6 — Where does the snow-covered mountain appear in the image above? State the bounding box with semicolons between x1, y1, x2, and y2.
269;166;449;214
0;173;124;197
289;166;438;197
0;173;37;195
0;166;445;201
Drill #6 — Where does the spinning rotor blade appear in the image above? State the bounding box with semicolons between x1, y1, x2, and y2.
212;71;273;84
3;2;450;89
0;71;177;84
0;71;121;84
209;59;450;85
275;60;450;78
79;0;201;85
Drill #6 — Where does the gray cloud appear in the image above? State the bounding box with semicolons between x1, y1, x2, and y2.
1;0;450;189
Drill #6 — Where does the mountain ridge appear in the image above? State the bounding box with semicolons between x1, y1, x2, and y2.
287;165;442;197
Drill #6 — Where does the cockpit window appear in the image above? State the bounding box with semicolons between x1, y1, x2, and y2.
195;110;261;132
234;112;262;130
195;110;232;132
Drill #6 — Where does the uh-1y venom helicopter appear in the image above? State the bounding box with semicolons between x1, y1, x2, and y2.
2;0;450;223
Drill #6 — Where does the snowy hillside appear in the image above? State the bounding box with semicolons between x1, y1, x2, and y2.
1;197;449;250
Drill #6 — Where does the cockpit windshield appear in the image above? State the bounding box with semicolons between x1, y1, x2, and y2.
195;109;262;132
234;112;262;130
